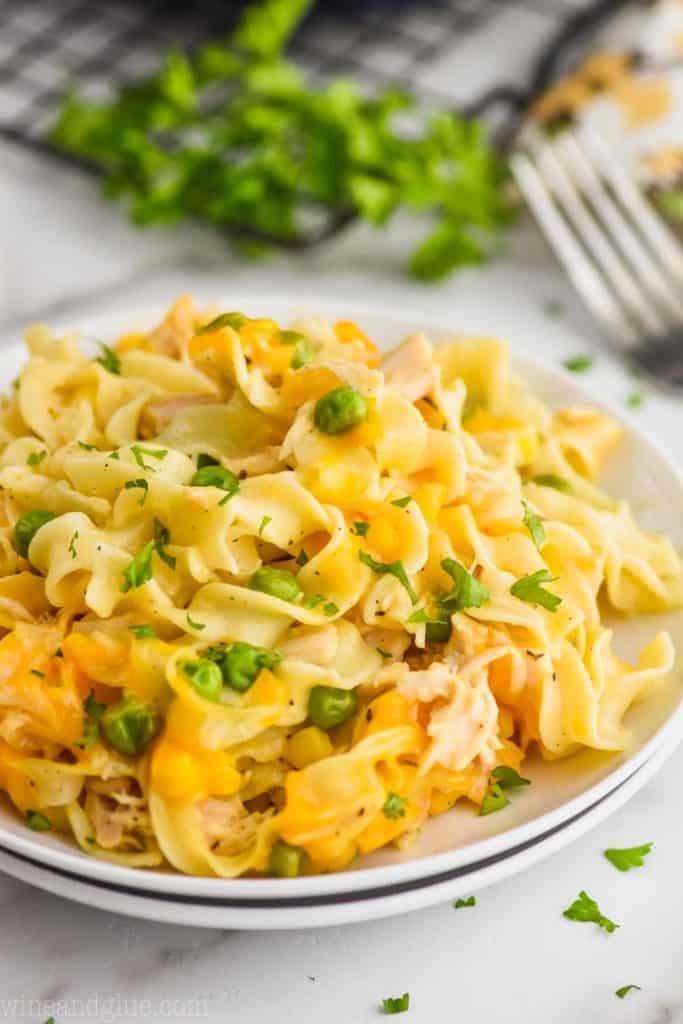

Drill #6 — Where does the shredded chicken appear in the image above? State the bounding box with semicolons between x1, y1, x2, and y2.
381;333;435;403
198;796;263;855
85;777;150;850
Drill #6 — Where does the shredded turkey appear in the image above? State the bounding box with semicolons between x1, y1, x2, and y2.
381;333;436;403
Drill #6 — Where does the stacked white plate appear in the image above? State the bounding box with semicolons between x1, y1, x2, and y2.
0;299;680;929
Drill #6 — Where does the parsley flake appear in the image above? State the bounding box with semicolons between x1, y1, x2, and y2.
296;548;309;566
382;993;410;1015
604;843;653;872
479;782;510;816
129;623;156;640
196;312;245;334
454;896;476;909
153;518;176;569
68;530;79;560
25;809;52;832
563;891;619;933
84;692;105;720
510;569;561;612
352;521;370;538
30;669;45;679
27;450;47;467
376;648;392;660
258;514;272;536
186;612;206;631
323;602;339;617
438;558;489;612
522;500;545;550
532;474;570;492
302;594;325;609
77;440;99;451
359;550;417;604
391;495;413;508
491;766;531;789
382;793;406;820
96;342;121;375
626;390;643;410
124;478;149;506
615;985;641;1000
121;539;155;593
130;444;168;471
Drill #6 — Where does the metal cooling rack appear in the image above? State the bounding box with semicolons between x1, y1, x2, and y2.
0;0;638;247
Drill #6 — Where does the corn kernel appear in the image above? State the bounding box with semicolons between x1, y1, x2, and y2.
286;726;333;769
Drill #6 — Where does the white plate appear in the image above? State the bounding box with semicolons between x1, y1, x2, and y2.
0;297;681;927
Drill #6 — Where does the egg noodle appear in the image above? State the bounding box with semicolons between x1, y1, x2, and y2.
0;296;679;877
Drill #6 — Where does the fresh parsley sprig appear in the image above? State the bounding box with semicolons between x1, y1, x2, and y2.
563;891;619;934
604;843;653;872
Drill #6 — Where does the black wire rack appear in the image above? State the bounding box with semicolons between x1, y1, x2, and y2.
0;0;638;248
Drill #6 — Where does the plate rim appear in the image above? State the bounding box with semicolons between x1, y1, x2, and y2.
0;294;681;900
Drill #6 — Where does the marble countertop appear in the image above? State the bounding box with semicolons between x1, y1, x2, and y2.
1;137;683;1024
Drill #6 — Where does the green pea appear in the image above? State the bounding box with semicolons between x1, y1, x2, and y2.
13;509;57;559
181;659;224;702
101;696;157;756
426;620;452;644
313;386;368;436
190;464;240;501
249;566;303;602
308;684;358;730
268;840;306;878
205;642;282;693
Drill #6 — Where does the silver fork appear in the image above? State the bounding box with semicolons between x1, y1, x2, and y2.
511;125;683;388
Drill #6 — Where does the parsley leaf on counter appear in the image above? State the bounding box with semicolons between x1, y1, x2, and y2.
604;843;653;872
454;896;476;909
382;993;410;1015
510;569;561;612
50;0;511;282
563;891;619;934
615;985;641;999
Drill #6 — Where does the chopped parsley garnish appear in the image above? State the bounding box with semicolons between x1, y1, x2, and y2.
302;593;325;609
25;809;52;831
280;329;306;345
352;521;370;538
78;693;104;749
196;312;245;334
124;477;149;506
27;450;47;467
563;355;593;373
323;601;339;617
295;548;309;566
129;623;156;639
376;648;392;660
563;891;619;933
30;669;45;679
510;569;561;612
454;896;476;909
522;500;545;550
186;612;206;631
615;985;641;1000
626;390;643;409
491;766;531;789
381;993;410;1015
406;607;451;644
197;452;219;469
68;530;79;560
391;495;413;508
382;793;406;820
153;518;176;569
258;514;272;536
121;539;155;593
479;782;509;816
130;444;168;471
77;440;99;451
359;550;417;604
96;342;121;375
532;474;570;492
438;558;489;612
604;843;653;872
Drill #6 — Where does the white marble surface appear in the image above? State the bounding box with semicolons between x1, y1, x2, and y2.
1;138;683;1024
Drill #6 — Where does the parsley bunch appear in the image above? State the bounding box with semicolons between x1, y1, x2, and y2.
50;0;512;280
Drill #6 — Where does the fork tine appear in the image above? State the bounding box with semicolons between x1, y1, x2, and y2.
580;125;683;284
530;137;668;336
510;151;638;346
559;131;683;323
